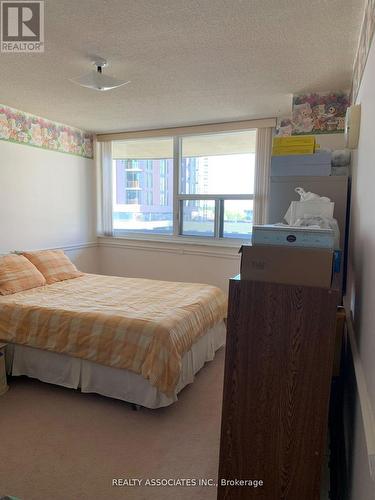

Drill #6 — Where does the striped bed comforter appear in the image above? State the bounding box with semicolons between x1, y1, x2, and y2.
0;274;227;395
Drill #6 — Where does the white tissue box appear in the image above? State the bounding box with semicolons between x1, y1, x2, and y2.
252;225;335;249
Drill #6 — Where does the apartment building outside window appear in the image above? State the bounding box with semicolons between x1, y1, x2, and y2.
110;129;257;239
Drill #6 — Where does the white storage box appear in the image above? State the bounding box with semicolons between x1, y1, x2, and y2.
252;224;335;249
271;151;332;176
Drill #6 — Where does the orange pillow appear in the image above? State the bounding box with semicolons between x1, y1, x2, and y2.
22;250;84;284
0;254;46;295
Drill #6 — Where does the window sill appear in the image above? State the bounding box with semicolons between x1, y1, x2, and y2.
97;233;248;259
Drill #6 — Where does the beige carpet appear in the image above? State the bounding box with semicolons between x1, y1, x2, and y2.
0;348;225;500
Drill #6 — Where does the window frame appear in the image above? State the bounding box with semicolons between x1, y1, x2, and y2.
111;131;256;243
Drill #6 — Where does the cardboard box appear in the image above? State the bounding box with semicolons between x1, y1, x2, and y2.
272;136;316;155
239;245;334;288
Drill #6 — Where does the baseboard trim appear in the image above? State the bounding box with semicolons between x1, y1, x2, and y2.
344;302;375;481
60;242;98;252
2;242;98;255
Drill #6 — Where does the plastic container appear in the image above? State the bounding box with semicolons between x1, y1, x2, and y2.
252;224;335;249
271;151;332;176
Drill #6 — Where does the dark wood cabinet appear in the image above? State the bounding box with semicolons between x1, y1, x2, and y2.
218;278;339;500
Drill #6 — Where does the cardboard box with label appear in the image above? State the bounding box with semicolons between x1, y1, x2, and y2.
239;245;334;288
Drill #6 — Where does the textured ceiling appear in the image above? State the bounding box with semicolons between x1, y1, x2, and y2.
0;0;364;133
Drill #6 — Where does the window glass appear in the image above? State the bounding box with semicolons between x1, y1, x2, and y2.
180;130;256;195
110;130;257;239
112;138;173;234
223;200;253;239
181;200;215;237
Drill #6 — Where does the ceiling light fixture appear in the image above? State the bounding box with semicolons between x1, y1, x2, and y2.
70;58;130;91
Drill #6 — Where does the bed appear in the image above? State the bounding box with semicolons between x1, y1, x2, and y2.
0;273;227;408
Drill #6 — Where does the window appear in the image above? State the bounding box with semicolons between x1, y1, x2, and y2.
112;138;174;234
110;129;257;240
178;130;255;239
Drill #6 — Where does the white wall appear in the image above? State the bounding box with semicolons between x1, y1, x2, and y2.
98;238;240;292
0;140;98;272
346;36;375;500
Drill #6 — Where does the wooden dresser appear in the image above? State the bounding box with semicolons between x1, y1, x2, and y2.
218;277;339;500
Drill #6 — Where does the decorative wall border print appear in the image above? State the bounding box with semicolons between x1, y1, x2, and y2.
0;104;94;159
352;0;375;102
276;91;350;136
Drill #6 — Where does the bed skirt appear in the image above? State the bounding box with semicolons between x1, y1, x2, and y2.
5;321;226;408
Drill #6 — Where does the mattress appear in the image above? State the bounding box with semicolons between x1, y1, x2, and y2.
0;274;227;395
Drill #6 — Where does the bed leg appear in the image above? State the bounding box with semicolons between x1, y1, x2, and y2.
132;403;142;411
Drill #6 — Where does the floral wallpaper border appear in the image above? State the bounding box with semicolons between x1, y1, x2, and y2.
0;105;94;159
352;0;375;102
276;91;350;136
